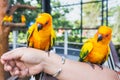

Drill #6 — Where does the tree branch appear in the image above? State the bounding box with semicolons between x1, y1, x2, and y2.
3;22;26;27
8;3;37;15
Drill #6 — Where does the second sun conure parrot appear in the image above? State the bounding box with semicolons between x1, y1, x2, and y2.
27;13;56;80
79;26;112;69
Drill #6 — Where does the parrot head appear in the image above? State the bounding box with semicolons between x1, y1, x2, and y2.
35;13;52;31
95;26;112;44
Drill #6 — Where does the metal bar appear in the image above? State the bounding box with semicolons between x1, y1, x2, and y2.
80;0;83;43
106;0;108;26
54;27;98;30
101;0;104;25
53;46;80;52
82;1;102;4
52;3;80;8
110;42;120;69
52;0;105;8
64;30;68;56
42;0;51;13
56;41;83;45
108;52;116;70
12;30;18;49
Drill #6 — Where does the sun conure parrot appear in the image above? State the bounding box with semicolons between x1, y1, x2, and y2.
79;26;112;69
2;15;13;23
2;15;13;26
27;13;56;80
8;15;13;22
27;13;56;51
21;14;26;23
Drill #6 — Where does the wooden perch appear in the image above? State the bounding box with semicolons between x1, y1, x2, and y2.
3;22;26;27
8;3;37;15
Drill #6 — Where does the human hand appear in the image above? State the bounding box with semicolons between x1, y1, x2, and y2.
0;47;46;77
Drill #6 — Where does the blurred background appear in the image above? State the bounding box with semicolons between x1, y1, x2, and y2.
6;0;120;71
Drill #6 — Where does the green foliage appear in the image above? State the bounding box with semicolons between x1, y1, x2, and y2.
17;31;27;43
51;0;74;28
82;0;101;28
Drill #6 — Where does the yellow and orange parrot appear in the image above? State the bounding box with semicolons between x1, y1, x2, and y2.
8;15;13;22
2;15;13;23
2;15;13;26
79;26;112;68
21;15;26;23
3;15;9;22
27;13;56;80
27;13;56;51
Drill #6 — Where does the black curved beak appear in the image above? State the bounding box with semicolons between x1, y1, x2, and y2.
37;24;42;31
97;34;103;42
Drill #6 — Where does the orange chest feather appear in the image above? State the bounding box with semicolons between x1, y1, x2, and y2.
29;30;51;50
85;44;109;63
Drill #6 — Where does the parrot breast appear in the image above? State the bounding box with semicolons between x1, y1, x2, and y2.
84;43;109;64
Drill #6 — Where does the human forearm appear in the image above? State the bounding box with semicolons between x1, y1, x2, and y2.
42;52;119;80
42;53;88;80
1;47;119;80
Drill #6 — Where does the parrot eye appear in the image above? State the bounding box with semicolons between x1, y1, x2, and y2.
45;21;48;25
105;34;109;37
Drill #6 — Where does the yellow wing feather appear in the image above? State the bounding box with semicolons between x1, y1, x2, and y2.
79;39;93;61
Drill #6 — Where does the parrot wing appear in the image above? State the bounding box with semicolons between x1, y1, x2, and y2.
79;39;93;61
48;29;56;51
27;24;36;46
51;29;56;46
3;15;9;22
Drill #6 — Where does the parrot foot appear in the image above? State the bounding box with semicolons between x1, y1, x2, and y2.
45;51;50;57
86;62;95;69
96;64;103;70
86;62;103;70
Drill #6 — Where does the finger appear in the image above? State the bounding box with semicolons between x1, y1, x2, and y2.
4;63;12;71
4;60;16;71
19;68;29;78
0;58;6;64
15;60;27;70
9;60;16;68
10;67;20;76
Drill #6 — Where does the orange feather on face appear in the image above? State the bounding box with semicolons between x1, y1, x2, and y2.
79;26;112;65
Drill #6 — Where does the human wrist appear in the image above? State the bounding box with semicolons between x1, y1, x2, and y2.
42;53;64;77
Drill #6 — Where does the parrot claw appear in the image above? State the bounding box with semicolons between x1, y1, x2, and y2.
86;62;95;69
45;51;50;57
86;62;103;70
96;64;103;70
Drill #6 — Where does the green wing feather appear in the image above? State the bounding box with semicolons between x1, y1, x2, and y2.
51;29;56;46
47;29;56;51
79;39;93;61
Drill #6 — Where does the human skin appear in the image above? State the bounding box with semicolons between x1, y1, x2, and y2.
0;47;119;80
